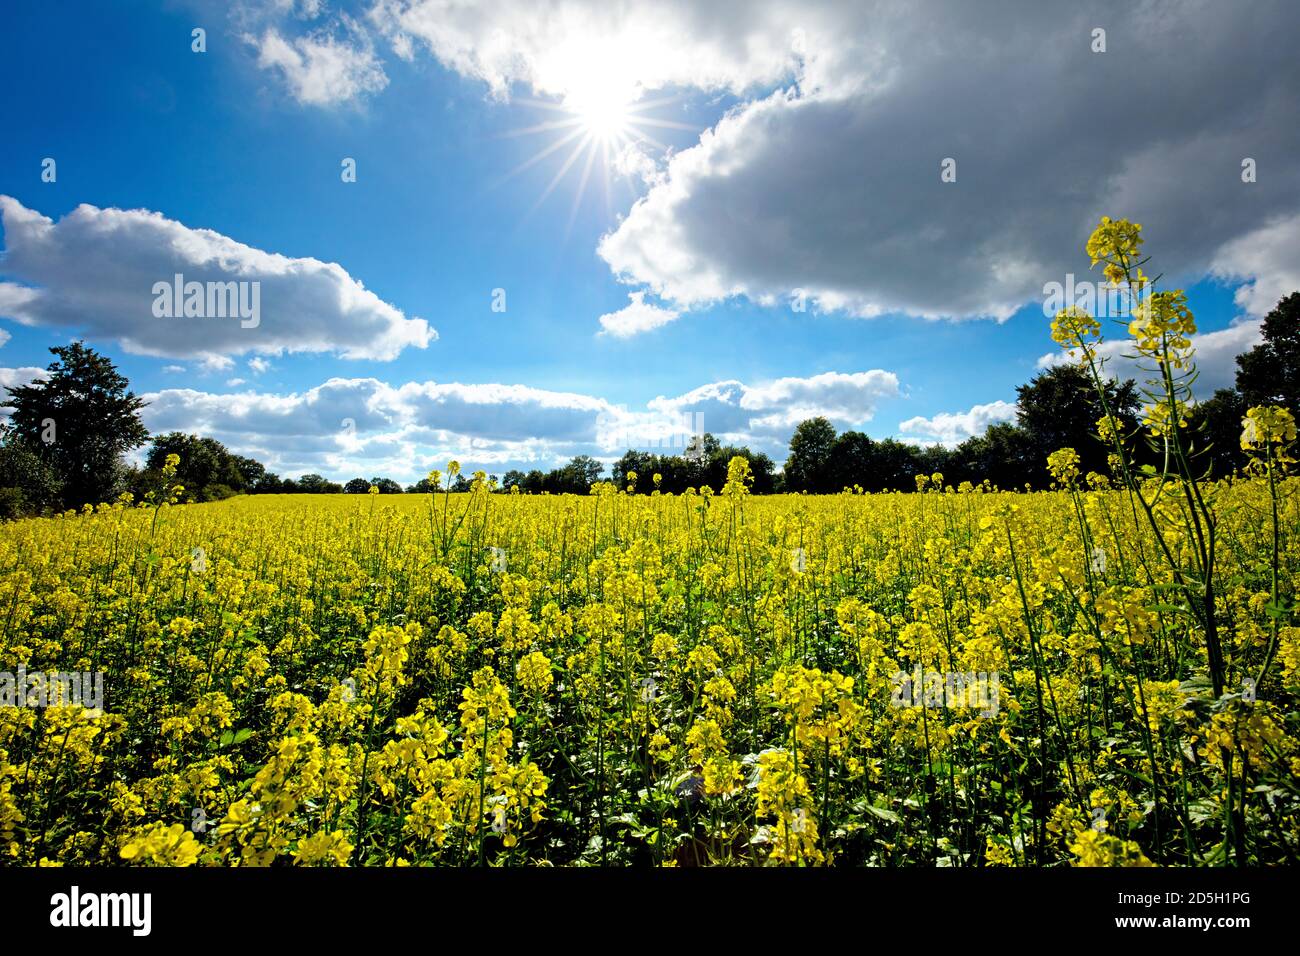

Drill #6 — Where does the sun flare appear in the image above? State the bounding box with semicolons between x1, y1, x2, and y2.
502;82;698;220
567;88;634;143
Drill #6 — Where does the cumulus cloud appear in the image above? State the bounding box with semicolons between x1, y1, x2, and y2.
597;291;680;338
0;365;48;418
1036;320;1264;398
249;22;388;106
0;366;47;391
138;368;901;481
0;196;435;363
366;0;809;101
1210;212;1300;320
139;376;611;481
1034;214;1300;398
639;370;900;446
199;355;236;374
898;400;1017;446
597;1;1300;322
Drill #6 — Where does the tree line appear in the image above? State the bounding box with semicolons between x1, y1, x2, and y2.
779;292;1296;493
1;292;1294;515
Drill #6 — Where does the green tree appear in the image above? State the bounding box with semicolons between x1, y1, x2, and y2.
297;473;342;494
1015;365;1140;485
1185;388;1247;479
868;438;926;491
556;455;603;493
611;450;655;489
233;455;268;490
784;417;837;492
1235;291;1300;412
950;422;1035;489
0;424;63;517
828;430;876;490
144;432;245;501
5;343;148;507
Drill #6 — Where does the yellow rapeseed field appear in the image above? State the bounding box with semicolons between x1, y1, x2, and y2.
0;464;1296;866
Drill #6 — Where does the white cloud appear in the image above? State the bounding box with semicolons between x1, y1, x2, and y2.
1037;320;1264;399
163;365;186;374
1033;214;1300;398
0;365;48;418
248;357;273;374
227;378;247;387
587;2;1300;324
642;370;900;443
273;0;326;19
899;400;1017;446
367;0;810;101
138;367;901;481
250;23;388;106
0;366;47;391
597;291;680;338
0;196;435;363
199;355;236;374
1210;213;1300;320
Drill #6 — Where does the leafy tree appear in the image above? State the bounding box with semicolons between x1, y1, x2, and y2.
244;471;284;493
297;473;342;494
233;455;267;489
828;430;876;490
5;343;148;507
949;422;1035;489
370;477;403;494
144;432;245;501
562;456;603;491
609;436;773;494
867;439;926;491
784;417;838;492
0;424;63;517
1015;365;1140;485
1235;291;1300;412
1185;388;1247;479
611;450;656;489
344;478;371;494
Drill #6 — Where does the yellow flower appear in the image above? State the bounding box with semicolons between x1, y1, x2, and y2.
120;823;203;866
1068;829;1154;867
1046;447;1081;486
293;830;354;866
1241;405;1296;451
516;651;553;697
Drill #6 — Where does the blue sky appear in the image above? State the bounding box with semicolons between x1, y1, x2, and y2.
2;1;1297;483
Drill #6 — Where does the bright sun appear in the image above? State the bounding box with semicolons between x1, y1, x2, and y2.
573;92;632;142
502;82;697;220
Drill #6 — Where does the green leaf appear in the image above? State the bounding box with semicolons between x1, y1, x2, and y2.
863;804;902;825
